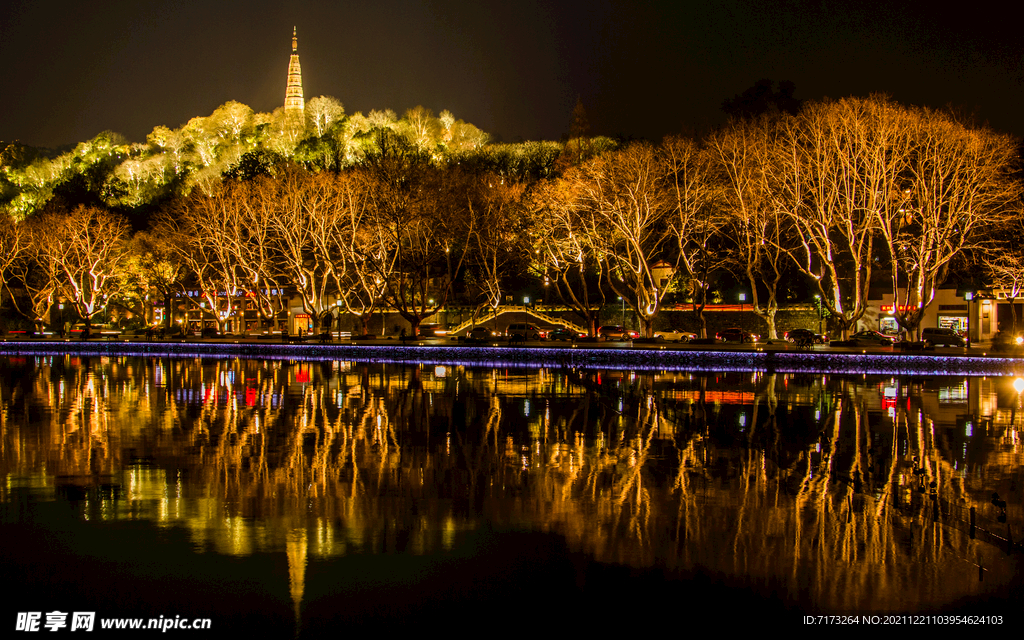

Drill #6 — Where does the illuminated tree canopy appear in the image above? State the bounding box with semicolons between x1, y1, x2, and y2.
0;94;1020;338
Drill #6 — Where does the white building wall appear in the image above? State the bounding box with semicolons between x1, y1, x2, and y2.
867;287;1011;343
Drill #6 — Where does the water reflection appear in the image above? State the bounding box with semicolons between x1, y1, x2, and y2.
1;355;1021;625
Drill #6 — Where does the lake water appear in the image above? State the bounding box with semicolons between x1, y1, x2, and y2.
1;354;1021;634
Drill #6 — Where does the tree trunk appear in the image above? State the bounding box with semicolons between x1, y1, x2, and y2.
763;309;777;341
163;292;173;330
640;316;655;339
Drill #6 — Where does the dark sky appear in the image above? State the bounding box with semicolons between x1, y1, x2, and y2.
2;0;1022;148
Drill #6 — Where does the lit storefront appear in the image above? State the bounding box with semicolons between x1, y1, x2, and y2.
869;287;1015;343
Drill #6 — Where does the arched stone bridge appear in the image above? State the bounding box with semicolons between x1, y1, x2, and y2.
447;306;585;336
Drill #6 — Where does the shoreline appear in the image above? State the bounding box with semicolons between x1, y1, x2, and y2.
2;338;1023;375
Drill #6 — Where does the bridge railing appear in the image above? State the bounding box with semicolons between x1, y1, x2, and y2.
447;306;586;336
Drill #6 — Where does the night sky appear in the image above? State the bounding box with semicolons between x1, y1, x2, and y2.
2;0;1022;149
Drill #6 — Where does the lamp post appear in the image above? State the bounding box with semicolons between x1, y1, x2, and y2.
813;295;823;334
618;296;625;327
1013;377;1024;426
965;291;973;345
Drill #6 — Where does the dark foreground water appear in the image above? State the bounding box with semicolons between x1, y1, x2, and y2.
1;355;1021;634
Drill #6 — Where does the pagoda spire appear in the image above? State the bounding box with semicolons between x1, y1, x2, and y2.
285;27;304;114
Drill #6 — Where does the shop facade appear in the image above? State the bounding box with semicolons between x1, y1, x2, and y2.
868;287;1014;344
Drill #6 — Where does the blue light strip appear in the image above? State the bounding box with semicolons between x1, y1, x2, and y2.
2;340;1022;375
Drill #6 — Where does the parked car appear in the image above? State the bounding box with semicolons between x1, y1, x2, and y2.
506;323;546;340
717;328;759;343
785;328;828;344
466;326;497;341
598;325;639;340
991;331;1024;353
847;330;895;346
548;327;583;341
921;327;967;347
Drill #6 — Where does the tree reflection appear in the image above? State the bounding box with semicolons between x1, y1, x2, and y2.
0;356;1020;612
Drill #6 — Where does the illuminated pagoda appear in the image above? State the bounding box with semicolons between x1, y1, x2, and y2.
285;27;304;114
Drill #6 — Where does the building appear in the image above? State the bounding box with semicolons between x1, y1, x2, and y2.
285;27;304;115
867;286;1015;343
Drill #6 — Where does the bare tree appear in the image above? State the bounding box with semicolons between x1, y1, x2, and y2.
980;207;1024;334
4;217;58;331
664;136;724;339
399;106;442;152
709;117;793;339
335;168;396;336
559;142;677;338
466;175;528;328
878;108;1020;337
157;184;254;333
0;215;27;315
30;205;131;329
771;97;911;339
363;132;473;336
119;230;187;330
252;167;345;335
530;176;608;337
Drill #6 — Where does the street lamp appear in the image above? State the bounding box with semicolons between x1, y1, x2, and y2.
1013;377;1024;426
813;295;823;334
618;296;625;327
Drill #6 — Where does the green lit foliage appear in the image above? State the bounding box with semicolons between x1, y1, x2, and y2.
2;99;503;218
305;96;345;138
449;140;564;181
102;149;169;208
223;149;287;182
3;132;129;219
438;111;489;153
398;106;441;152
